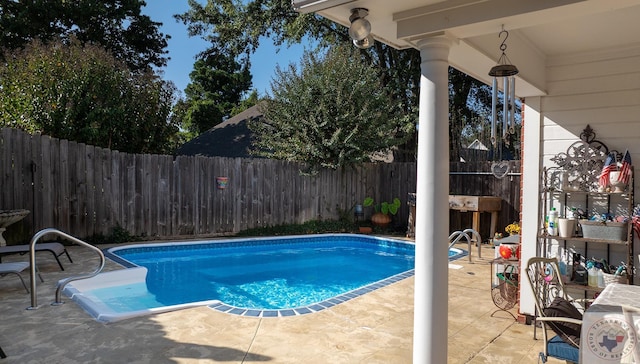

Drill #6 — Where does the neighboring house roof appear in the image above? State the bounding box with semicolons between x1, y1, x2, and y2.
175;104;264;158
466;139;488;151
176;103;397;162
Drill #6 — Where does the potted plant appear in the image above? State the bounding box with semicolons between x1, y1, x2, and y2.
363;197;401;227
357;221;373;234
505;221;520;236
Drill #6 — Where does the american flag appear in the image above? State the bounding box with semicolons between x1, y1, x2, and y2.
633;216;640;240
598;152;616;188
618;150;632;185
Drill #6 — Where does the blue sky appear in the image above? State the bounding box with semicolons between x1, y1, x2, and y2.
142;1;309;98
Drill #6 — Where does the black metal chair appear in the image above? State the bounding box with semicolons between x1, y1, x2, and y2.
525;257;590;364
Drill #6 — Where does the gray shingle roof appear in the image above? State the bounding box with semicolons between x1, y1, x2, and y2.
175;104;264;158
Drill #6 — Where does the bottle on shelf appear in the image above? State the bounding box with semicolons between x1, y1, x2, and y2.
547;207;559;235
588;266;598;287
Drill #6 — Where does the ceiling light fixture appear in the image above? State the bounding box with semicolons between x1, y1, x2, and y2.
353;34;374;49
349;8;373;49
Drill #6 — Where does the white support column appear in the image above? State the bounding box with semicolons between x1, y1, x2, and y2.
414;36;452;364
519;97;542;316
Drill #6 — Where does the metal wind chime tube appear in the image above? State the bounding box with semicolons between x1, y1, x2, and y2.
509;76;516;133
491;78;497;146
502;76;509;141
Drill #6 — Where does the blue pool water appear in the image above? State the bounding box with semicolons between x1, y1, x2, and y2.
107;234;414;309
64;234;465;321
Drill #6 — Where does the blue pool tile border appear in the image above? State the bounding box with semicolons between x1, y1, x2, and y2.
207;268;416;318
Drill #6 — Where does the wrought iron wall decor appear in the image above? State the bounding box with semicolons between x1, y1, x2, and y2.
545;125;619;192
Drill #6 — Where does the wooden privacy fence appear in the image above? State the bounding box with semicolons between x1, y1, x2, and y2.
0;128;417;241
0;128;520;242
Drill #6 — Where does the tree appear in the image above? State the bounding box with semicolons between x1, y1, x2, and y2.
0;38;178;154
230;89;260;116
177;0;421;161
177;0;508;162
448;68;491;161
178;51;253;134
0;0;168;72
250;46;412;172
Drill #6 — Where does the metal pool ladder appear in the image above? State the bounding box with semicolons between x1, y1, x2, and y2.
27;228;105;310
448;228;482;262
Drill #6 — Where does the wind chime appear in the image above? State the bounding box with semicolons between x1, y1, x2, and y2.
488;27;518;178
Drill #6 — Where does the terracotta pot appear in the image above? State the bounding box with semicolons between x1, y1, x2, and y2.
371;212;391;227
358;226;373;234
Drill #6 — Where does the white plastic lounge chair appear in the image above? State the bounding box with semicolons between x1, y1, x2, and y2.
0;262;43;292
0;242;72;271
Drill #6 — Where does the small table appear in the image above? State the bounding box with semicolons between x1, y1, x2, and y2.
448;195;501;241
580;283;640;363
406;195;502;239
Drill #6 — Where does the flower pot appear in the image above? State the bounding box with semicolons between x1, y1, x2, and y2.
371;212;391;227
498;242;521;261
215;176;229;189
609;171;627;193
358;226;373;234
558;218;575;238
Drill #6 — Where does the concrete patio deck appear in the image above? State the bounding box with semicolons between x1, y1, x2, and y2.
0;239;562;363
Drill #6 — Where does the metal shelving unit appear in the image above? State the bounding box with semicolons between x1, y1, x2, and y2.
537;126;635;291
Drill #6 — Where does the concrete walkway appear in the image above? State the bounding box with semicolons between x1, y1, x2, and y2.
0;240;562;363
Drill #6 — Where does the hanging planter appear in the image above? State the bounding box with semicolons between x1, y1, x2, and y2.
215;176;229;189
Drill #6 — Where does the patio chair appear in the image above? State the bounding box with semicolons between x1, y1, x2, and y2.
0;262;43;293
0;242;72;271
525;257;590;364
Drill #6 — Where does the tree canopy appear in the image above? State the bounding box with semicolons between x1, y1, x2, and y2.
178;0;424;161
175;50;253;135
0;38;179;154
0;0;169;72
250;46;412;172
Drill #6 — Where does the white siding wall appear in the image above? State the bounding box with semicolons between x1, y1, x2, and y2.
520;46;640;315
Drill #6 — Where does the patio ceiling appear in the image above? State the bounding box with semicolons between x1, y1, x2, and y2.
297;0;640;97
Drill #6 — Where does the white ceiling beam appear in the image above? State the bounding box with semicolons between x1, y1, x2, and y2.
449;36;547;98
292;0;357;14
394;0;587;40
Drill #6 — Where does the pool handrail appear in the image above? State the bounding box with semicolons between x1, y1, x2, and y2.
448;228;482;262
27;228;105;310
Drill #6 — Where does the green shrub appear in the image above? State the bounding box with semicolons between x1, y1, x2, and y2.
86;225;138;245
235;219;405;237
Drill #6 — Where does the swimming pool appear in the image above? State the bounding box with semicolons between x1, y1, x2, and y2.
64;234;465;322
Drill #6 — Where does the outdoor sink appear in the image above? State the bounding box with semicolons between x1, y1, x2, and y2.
0;209;30;246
